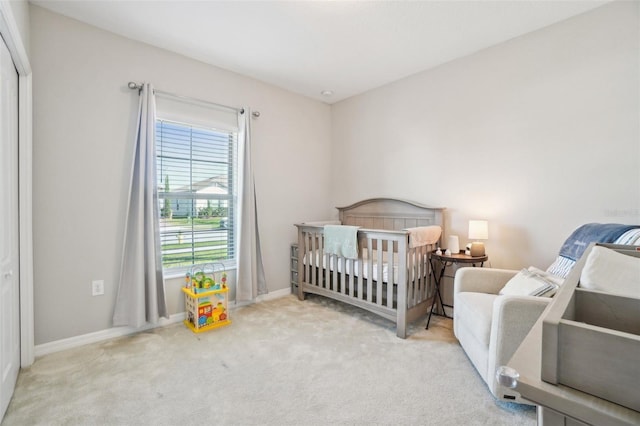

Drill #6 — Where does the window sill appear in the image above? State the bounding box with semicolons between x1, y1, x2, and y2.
163;262;237;280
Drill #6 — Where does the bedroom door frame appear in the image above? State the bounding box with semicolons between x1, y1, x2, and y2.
0;1;35;368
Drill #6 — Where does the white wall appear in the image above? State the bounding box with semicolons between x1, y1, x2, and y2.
7;0;29;56
30;6;332;345
331;1;639;275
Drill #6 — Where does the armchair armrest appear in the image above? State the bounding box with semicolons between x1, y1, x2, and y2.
454;268;519;295
487;295;552;399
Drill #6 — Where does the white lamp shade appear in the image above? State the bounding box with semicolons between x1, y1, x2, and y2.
468;220;489;240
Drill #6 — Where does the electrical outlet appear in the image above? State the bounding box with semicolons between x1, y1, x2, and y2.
92;280;104;296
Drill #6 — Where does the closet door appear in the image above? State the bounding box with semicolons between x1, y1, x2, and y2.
0;36;20;419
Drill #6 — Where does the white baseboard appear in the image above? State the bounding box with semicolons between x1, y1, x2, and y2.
34;312;186;358
233;287;292;307
34;288;293;358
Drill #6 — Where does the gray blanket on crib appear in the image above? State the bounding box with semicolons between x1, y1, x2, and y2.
324;225;359;259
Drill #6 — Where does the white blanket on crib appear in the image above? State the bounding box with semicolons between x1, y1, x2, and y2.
405;226;442;248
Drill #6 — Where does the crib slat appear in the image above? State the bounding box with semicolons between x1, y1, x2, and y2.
396;239;408;338
416;246;422;305
339;256;345;294
367;238;373;303
423;246;428;301
421;245;428;301
318;233;324;289
425;246;430;300
407;248;417;306
304;232;311;288
358;252;364;300
344;258;349;295
423;245;430;300
331;254;339;291
310;232;317;287
348;258;354;297
387;240;394;308
377;239;383;305
421;248;425;304
417;245;423;303
332;255;335;292
416;246;422;303
416;246;421;306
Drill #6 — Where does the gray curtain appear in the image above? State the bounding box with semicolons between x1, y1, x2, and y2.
236;109;267;301
113;83;168;327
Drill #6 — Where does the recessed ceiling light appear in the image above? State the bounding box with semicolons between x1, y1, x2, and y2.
321;90;334;97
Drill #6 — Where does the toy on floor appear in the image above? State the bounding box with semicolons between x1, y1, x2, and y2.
182;264;231;333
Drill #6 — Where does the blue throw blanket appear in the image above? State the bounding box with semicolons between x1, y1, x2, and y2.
559;223;639;261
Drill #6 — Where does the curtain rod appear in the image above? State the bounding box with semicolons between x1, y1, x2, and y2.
127;82;261;118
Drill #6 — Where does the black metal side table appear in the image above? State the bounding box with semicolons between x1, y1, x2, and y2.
426;251;488;329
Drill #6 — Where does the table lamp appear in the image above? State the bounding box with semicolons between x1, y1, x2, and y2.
468;220;488;257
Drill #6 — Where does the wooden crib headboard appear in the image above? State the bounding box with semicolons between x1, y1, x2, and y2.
337;198;445;232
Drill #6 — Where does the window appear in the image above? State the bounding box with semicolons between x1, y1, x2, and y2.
156;119;238;272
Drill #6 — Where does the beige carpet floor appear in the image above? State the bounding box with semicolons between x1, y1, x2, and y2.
3;294;535;425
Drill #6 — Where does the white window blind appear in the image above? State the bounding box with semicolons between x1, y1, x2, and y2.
155;117;238;271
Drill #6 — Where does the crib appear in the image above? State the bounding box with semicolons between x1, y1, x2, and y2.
295;198;445;338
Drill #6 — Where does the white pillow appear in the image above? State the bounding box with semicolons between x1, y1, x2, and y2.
499;268;560;298
580;246;640;298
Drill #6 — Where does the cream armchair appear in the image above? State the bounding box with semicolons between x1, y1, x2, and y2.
453;268;551;404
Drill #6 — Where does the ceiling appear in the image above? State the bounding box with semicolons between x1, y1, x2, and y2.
32;0;610;104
